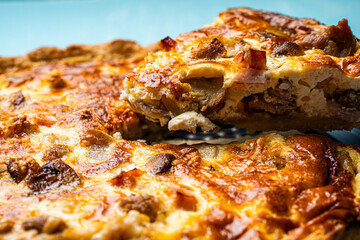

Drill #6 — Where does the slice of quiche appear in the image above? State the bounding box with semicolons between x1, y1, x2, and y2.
1;133;360;240
122;8;360;132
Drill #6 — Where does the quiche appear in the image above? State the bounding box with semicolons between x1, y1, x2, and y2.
1;131;360;239
1;10;360;240
122;7;360;132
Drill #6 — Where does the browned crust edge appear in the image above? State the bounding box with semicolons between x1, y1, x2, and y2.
0;40;159;73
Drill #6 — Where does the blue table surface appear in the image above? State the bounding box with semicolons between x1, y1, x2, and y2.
1;0;360;144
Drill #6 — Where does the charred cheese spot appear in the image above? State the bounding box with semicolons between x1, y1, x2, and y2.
79;109;93;120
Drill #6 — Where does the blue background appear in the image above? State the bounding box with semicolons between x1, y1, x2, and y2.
1;0;359;57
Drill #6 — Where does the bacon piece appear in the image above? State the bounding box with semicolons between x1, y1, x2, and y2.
234;49;267;70
160;36;177;51
249;49;267;70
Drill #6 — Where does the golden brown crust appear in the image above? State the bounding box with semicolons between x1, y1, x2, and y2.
122;7;360;132
0;133;359;239
0;40;158;73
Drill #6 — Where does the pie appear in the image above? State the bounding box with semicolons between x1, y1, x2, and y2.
1;9;360;240
1;129;360;239
122;7;360;132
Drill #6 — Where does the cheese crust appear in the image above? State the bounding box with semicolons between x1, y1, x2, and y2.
122;8;360;132
0;39;159;140
1;132;360;240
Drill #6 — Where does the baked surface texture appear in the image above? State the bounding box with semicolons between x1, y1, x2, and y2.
0;133;360;239
0;40;158;141
1;17;360;240
122;7;360;132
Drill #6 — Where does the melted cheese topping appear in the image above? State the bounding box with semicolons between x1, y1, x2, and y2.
0;58;145;140
122;8;360;132
0;21;359;240
0;132;359;240
0;40;162;239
